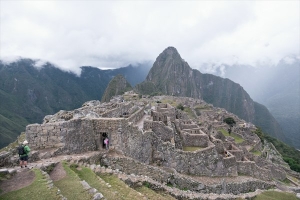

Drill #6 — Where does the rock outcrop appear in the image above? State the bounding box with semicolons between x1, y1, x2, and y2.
101;74;132;102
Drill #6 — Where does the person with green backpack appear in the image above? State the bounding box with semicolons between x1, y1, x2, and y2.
19;140;30;168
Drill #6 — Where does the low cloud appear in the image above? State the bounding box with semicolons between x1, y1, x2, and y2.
0;1;299;74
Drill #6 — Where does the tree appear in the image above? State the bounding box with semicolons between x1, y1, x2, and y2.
176;103;184;111
223;117;236;127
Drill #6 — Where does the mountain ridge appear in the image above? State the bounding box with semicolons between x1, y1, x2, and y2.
136;46;287;143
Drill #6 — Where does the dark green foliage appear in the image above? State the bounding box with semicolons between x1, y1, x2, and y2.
254;128;300;172
143;181;150;188
101;74;132;102
223;117;236;126
176;103;184;110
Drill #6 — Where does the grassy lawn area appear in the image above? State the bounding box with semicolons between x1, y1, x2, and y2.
161;99;177;107
135;185;176;200
254;190;298;200
54;162;92;200
219;128;245;144
251;149;262;156
183;107;196;119
0;169;59;200
183;146;203;151
98;173;149;200
71;165;135;200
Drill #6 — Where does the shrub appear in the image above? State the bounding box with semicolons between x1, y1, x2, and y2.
176;103;184;110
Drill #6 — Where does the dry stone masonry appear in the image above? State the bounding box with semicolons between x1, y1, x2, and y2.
2;94;299;198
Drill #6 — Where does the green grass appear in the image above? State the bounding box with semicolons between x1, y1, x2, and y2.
135;186;176;200
183;146;203;151
219;128;245;144
253;190;298;200
0;169;59;200
54;162;92;200
251;150;262;156
97;173;147;200
161;99;176;107
183;107;196;119
71;165;128;200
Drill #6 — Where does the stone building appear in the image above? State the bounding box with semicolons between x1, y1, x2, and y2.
25;96;287;181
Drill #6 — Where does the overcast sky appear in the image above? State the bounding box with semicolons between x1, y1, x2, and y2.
0;1;299;75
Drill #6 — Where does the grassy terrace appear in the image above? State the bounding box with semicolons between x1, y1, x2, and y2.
251;149;262;156
183;146;203;151
0;169;59;200
219;128;245;144
253;190;298;200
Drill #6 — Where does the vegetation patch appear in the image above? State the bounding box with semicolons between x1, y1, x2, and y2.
254;128;300;172
183;107;196;119
253;190;298;200
219;128;244;144
135;185;176;200
183;146;203;151
250;149;262;156
97;173;148;200
0;169;59;200
54;162;92;200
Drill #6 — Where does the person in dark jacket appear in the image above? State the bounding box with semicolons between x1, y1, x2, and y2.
19;140;30;168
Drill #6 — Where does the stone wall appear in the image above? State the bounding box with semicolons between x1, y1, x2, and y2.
155;142;238;176
0;151;11;167
102;102;133;117
128;106;144;124
151;110;167;123
237;161;272;181
100;155;273;195
228;150;243;161
179;122;198;130
150;121;174;142
182;128;201;134
143;119;153;131
26;118;128;154
181;133;209;148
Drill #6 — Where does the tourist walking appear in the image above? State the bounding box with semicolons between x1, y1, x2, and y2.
19;140;30;168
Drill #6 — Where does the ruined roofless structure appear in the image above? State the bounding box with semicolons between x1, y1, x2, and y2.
25;94;287;183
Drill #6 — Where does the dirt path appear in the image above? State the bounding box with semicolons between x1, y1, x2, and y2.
49;162;66;181
0;168;35;194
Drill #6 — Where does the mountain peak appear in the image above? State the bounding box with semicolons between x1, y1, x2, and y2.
101;74;132;102
156;46;182;62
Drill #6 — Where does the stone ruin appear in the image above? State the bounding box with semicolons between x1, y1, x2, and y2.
24;95;289;183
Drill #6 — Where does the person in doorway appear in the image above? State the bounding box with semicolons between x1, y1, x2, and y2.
104;137;109;150
19;140;30;168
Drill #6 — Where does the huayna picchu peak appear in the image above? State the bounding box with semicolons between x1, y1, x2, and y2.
0;94;299;199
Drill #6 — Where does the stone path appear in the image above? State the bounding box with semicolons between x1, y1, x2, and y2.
0;168;35;194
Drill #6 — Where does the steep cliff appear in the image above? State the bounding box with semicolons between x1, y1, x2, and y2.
136;47;286;142
101;74;132;102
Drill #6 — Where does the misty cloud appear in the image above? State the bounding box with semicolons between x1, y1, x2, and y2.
0;1;299;74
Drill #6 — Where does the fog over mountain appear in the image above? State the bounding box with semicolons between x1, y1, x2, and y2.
200;56;300;148
1;1;299;74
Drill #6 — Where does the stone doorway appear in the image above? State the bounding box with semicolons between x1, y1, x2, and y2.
102;132;108;149
95;132;109;150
